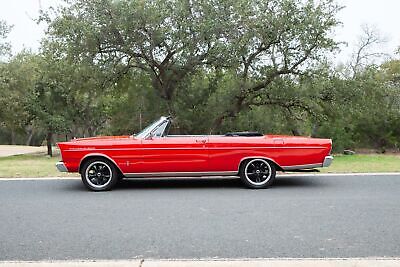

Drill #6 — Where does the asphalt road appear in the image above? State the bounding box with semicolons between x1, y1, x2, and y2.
0;174;399;261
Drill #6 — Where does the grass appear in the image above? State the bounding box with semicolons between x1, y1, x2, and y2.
319;154;400;173
0;153;78;178
0;153;399;178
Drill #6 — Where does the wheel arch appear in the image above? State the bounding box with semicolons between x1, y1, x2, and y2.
238;156;283;173
79;153;123;176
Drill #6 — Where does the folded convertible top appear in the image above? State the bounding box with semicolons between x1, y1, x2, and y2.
224;132;263;137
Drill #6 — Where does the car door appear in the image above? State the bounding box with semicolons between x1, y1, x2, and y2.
207;135;273;172
133;136;209;174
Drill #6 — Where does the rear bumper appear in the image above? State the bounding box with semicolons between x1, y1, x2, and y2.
56;161;68;172
322;156;334;167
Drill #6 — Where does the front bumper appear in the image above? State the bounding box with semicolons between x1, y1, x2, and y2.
56;161;68;172
322;156;334;167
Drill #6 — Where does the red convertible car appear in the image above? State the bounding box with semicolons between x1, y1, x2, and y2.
56;116;333;191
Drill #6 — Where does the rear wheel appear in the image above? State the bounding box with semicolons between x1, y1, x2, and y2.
240;158;276;189
81;158;118;191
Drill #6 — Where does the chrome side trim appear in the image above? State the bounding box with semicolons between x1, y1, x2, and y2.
282;157;333;170
282;163;323;171
56;161;68;172
124;171;237;178
323;155;334;167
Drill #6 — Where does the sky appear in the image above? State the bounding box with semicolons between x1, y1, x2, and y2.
0;0;399;64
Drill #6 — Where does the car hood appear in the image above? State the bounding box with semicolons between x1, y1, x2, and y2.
57;135;136;149
70;135;132;142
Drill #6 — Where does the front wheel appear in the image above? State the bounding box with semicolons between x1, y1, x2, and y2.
81;158;119;191
240;158;276;189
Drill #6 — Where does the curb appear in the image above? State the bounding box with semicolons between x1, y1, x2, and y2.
1;258;400;267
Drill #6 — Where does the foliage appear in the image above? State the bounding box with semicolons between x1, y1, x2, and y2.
40;0;236;114
0;52;39;144
40;0;341;118
0;20;11;58
0;0;399;156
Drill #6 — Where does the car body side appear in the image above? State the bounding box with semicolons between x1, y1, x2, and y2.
57;134;332;177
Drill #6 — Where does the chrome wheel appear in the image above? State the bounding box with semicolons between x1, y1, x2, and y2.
85;161;113;189
244;159;272;186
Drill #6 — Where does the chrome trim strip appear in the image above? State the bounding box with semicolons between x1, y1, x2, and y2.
124;171;238;178
56;161;68;172
323;155;334;167
282;163;323;171
66;146;324;152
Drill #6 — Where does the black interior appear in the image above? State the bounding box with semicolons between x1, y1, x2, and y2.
161;118;263;137
224;132;263;137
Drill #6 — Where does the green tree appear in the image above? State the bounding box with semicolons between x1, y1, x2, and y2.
27;50;115;155
26;54;72;156
41;0;231;114
210;0;341;130
0;52;39;144
41;0;341;126
0;20;11;58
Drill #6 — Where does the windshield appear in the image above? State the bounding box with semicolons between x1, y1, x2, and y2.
135;117;169;139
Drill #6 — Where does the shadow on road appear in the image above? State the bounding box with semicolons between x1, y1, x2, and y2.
110;176;322;190
117;177;243;190
61;176;324;192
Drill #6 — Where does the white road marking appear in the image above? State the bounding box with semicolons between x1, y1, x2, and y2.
1;258;400;267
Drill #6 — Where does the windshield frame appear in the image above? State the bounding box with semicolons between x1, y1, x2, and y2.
134;116;170;139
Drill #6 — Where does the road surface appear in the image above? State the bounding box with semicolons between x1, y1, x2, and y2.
0;174;399;261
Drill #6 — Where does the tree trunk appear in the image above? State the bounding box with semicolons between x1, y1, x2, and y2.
10;130;16;145
46;131;53;157
311;123;319;138
26;129;35;146
210;96;246;133
210;115;226;134
291;128;302;136
165;98;175;116
287;118;302;136
87;125;95;137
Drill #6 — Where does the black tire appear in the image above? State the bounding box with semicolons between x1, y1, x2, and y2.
81;158;119;191
240;158;276;189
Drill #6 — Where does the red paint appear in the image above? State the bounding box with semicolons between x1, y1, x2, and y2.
57;134;332;175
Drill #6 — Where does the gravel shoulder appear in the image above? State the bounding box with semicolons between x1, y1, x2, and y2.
0;145;46;158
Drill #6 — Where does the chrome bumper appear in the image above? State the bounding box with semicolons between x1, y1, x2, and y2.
322;156;333;167
56;161;68;172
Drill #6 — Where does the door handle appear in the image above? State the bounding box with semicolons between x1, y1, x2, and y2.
196;139;207;143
